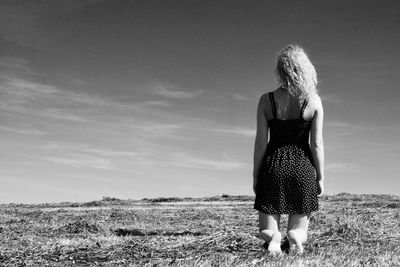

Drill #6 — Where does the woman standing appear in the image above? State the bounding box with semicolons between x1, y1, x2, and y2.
253;44;325;255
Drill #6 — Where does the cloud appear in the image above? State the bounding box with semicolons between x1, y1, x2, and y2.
46;155;114;170
137;100;171;107
0;65;90;122
168;152;244;171
37;108;87;122
106;116;191;140
325;121;351;128
325;162;359;173
43;142;139;159
209;126;256;138
325;120;371;129
321;94;344;104
153;84;200;99
62;173;112;182
233;93;252;101
0;57;196;146
0;56;249;181
0;74;59;103
0;125;47;136
0;160;38;168
129;122;184;137
0;57;31;73
5;77;59;94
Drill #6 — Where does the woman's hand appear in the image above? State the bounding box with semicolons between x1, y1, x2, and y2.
317;180;324;197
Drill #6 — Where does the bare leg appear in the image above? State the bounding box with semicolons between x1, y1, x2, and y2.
259;212;282;254
287;213;311;254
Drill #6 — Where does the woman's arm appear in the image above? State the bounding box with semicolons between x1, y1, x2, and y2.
310;95;325;195
253;94;268;194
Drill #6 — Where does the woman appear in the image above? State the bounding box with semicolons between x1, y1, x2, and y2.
253;44;324;255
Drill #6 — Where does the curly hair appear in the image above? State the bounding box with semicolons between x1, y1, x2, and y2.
276;44;318;99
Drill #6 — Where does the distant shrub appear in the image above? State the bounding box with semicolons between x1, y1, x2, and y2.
149;197;183;203
203;195;254;202
81;201;103;207
336;192;356;197
102;196;121;202
203;196;221;202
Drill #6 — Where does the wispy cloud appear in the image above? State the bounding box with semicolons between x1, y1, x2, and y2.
137;100;171;107
0;125;47;136
0;160;38;168
43;142;139;159
324;121;358;136
5;77;58;94
209;126;256;138
321;94;344;104
42;142;245;173
153;84;200;99
325;121;350;128
62;173;112;182
129;122;185;138
233;93;252;101
0;58;198;149
168;152;244;171
324;120;372;137
38;108;87;122
0;66;90;122
105;117;191;140
46;155;114;170
325;162;359;173
0;57;32;73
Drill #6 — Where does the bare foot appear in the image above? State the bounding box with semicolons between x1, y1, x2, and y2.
287;230;304;254
267;231;282;255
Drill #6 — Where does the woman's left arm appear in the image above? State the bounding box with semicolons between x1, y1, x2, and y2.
253;94;268;194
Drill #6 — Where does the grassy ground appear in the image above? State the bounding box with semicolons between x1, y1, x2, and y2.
0;193;399;266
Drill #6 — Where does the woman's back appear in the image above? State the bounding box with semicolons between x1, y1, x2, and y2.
264;88;316;122
266;90;313;147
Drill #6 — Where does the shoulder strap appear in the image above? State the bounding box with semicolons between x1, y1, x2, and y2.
268;92;277;119
300;98;308;117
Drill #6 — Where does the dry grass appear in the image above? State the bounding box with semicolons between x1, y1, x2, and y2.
0;193;399;266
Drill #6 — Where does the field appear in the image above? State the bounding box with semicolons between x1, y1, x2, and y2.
0;193;399;266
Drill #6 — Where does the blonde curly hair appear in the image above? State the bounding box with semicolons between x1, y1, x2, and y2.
276;44;318;99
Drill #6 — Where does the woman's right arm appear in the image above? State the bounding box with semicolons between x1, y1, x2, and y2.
253;94;268;194
310;94;325;196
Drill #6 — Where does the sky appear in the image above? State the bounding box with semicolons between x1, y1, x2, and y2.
0;0;399;203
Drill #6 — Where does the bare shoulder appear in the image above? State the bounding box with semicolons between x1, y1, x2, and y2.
260;92;269;100
257;92;273;119
258;89;279;109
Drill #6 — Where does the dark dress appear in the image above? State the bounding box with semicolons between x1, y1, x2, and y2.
254;92;319;214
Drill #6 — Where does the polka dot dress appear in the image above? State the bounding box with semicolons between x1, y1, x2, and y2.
254;92;319;214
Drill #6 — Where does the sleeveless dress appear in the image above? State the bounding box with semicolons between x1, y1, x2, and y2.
254;92;319;214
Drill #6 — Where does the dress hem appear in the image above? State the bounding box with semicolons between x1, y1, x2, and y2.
253;204;319;215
